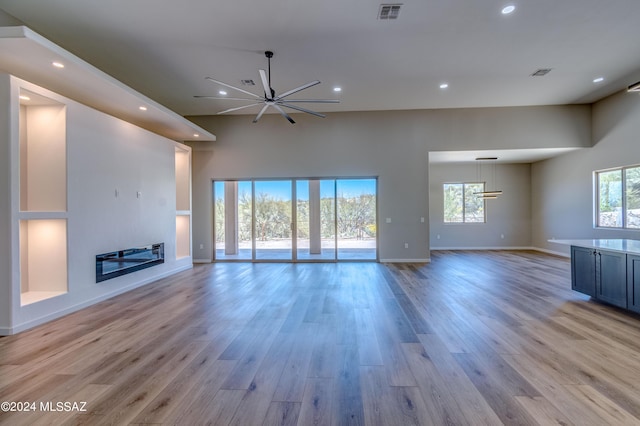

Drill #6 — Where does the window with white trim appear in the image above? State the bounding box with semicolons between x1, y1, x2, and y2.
443;182;485;223
596;165;640;228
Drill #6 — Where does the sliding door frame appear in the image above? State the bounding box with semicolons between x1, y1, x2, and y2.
212;176;378;263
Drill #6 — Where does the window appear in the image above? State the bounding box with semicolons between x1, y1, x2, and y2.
443;182;485;223
596;165;640;228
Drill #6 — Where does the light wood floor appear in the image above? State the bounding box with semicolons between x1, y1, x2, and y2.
2;250;640;425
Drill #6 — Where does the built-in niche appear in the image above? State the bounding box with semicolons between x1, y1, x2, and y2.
175;146;191;259
20;219;68;305
18;88;68;305
19;89;66;212
176;215;190;259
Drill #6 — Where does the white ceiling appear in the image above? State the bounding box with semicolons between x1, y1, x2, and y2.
1;0;639;162
1;0;640;117
0;26;216;141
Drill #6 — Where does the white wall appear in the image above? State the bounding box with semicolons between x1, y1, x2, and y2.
532;89;640;255
429;162;532;249
1;75;189;334
187;105;589;262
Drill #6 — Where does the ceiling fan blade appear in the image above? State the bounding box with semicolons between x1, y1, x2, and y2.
217;102;263;115
253;104;270;123
277;99;340;103
194;96;259;101
259;69;273;100
275;80;320;100
279;102;326;118
272;104;296;124
205;77;262;99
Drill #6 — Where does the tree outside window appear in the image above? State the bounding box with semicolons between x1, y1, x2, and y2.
444;182;485;223
597;165;640;228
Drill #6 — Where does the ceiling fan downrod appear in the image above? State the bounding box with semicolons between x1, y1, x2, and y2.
265;51;274;99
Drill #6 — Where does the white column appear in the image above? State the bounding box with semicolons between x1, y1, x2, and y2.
309;180;321;254
224;181;238;255
0;73;13;332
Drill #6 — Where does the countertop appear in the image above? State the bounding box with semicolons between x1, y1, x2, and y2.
549;239;640;255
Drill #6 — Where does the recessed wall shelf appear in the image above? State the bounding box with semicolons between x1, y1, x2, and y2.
18;86;69;306
20;219;68;306
175;145;192;260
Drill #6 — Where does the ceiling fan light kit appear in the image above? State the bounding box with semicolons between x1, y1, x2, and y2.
195;50;339;124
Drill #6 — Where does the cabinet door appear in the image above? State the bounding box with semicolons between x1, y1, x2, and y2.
627;254;640;313
571;246;596;297
596;250;627;308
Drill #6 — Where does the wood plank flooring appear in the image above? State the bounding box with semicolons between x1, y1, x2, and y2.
2;250;640;425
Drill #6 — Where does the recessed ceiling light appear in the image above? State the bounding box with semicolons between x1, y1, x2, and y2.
19;95;30;101
593;77;604;83
139;106;147;111
501;4;515;14
52;61;65;68
439;83;449;89
219;90;227;95
193;133;200;138
333;87;342;92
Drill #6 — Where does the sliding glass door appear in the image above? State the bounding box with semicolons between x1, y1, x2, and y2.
336;179;377;260
214;181;252;260
296;179;336;260
213;177;376;262
254;180;293;260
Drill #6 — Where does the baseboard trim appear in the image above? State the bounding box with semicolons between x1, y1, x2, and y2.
430;246;570;258
380;258;430;263
6;263;193;335
431;246;536;251
532;247;570;257
193;258;212;264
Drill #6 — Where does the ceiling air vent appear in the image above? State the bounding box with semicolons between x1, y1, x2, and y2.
628;81;640;92
531;68;552;77
241;79;255;86
378;4;402;20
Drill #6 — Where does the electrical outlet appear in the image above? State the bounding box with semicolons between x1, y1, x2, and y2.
404;243;409;249
200;244;204;249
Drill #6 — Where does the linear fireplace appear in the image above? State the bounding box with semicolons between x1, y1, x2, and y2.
96;243;164;283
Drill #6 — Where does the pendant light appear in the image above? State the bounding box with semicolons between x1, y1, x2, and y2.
474;157;502;198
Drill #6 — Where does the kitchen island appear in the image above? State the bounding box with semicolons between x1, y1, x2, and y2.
550;239;640;313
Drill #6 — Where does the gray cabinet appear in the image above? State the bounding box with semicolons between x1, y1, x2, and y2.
571;246;596;297
571;246;627;308
595;250;627;308
627;254;640;314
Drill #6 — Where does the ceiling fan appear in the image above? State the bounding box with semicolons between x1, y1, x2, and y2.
195;51;339;124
